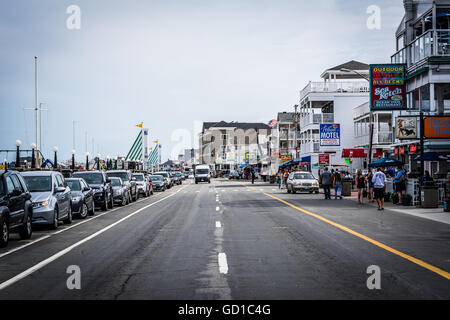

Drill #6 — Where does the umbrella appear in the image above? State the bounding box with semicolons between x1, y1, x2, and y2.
331;162;350;167
412;152;448;161
368;157;403;168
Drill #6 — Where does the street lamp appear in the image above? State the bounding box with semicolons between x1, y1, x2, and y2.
15;140;22;168
30;143;36;169
114;157;118;170
340;68;373;166
121;157;125;169
85;152;90;170
72;149;76;170
97;154;101;170
53;146;58;169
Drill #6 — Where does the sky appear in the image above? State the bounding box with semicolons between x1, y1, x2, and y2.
0;0;405;162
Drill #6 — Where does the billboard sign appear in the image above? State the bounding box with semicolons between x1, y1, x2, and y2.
318;154;330;165
395;116;417;139
320;124;340;146
424;116;450;139
370;64;407;111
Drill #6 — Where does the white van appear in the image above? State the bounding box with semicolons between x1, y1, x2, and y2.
194;165;211;184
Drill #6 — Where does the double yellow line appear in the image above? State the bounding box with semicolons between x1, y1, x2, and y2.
239;183;450;280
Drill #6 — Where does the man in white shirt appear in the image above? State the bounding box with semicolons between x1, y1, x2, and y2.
372;167;386;211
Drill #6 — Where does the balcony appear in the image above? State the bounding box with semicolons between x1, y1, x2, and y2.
300;142;320;155
300;81;369;100
279;131;298;140
391;29;450;69
354;132;393;147
300;113;335;129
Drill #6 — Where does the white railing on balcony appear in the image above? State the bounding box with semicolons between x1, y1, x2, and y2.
391;29;450;66
300;113;335;128
354;132;393;147
300;81;369;100
300;142;320;154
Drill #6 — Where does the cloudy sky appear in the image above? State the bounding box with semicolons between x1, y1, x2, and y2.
0;0;404;162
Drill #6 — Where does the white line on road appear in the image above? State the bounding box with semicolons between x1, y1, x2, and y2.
216;221;222;228
216;206;220;211
0;186;187;291
218;253;228;274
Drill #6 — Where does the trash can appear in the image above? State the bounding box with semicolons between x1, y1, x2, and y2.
421;186;439;208
342;178;352;197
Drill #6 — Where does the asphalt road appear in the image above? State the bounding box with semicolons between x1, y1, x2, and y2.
0;178;449;299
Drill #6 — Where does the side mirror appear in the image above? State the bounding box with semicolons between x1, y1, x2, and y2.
83;187;90;192
55;187;66;193
106;179;111;183
10;189;22;197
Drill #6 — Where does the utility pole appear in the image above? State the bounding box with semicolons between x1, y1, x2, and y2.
294;104;299;160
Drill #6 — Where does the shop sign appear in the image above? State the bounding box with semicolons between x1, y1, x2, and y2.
320;124;340;146
395;116;417;139
370;64;407;111
318;154;330;165
424;116;450;139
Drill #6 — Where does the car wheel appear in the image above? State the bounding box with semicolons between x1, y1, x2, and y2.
88;201;95;216
150;189;154;195
80;203;88;219
19;213;33;240
50;207;59;230
109;194;114;209
292;188;296;194
64;206;73;224
0;217;9;248
101;197;108;211
287;186;291;194
121;195;127;206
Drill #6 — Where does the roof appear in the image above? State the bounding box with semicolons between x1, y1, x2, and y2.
327;60;369;72
277;112;295;122
21;170;53;176
203;121;270;131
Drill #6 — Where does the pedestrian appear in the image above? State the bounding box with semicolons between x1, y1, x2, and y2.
333;169;343;200
367;170;374;203
372;167;387;211
387;166;396;178
356;169;366;204
393;165;406;205
321;167;332;199
283;169;289;189
251;167;255;185
278;170;283;189
420;170;434;187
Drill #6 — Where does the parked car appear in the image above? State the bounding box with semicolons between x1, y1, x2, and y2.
0;170;33;247
110;177;129;206
149;175;166;191
106;170;138;202
195;165;211;184
171;172;183;185
286;171;320;194
65;178;95;219
154;172;173;188
133;173;152;197
72;171;113;211
22;171;72;229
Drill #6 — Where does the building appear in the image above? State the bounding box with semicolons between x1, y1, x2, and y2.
390;0;450;176
183;148;199;168
199;121;272;171
298;60;370;176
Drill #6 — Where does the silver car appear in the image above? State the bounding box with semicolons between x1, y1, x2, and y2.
22;171;73;229
133;173;151;197
286;171;320;194
110;177;129;206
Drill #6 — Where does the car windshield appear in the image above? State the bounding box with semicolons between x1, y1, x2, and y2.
110;179;122;187
294;173;315;180
196;169;209;175
66;180;81;191
150;176;163;181
156;172;168;178
107;172;129;181
73;173;103;185
133;175;144;181
23;176;52;192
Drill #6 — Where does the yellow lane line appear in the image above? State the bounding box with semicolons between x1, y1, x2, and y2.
238;182;450;280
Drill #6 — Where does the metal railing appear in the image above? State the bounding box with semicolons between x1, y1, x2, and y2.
300;81;369;100
300;113;335;128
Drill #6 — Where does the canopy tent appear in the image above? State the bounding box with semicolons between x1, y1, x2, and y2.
331;162;350;167
369;158;403;168
412;152;448;161
239;162;249;168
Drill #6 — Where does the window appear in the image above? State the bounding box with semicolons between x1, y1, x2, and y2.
10;175;24;192
56;174;65;187
6;176;15;194
221;134;228;140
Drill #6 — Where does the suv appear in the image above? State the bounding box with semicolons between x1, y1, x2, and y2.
107;170;138;202
72;171;113;211
133;173;151;197
0;170;33;247
154;172;173;189
22;171;73;229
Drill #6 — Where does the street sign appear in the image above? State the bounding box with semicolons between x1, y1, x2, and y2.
318;154;330;165
320;124;340;147
395;116;417;139
424;116;450;139
370;64;407;111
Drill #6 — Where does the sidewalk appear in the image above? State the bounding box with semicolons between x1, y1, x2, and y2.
345;191;450;225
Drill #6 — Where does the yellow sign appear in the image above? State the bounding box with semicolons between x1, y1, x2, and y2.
154;140;159;143
0;164;5;170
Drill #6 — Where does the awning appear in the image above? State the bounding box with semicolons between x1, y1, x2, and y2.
369;158;403;168
342;148;367;158
239;162;249;168
301;156;311;162
279;160;293;167
412;152;448;161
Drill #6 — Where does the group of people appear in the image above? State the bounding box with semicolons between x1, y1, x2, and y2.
319;167;350;200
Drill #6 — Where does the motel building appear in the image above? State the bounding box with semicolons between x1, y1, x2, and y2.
388;0;450;205
298;60;370;177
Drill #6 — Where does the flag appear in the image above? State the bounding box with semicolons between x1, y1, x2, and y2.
268;119;278;128
153;140;158;143
136;123;143;128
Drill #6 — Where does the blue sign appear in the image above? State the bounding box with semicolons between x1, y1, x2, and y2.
320;124;340;147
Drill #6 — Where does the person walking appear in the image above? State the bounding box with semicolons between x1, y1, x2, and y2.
393;165;406;205
251;167;255;185
283;169;289;189
420;170;434;187
321;167;332;200
367;170;374;203
333;169;343;200
372;167;387;211
356;170;366;204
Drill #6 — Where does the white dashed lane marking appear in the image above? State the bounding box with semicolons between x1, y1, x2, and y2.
218;253;228;274
216;221;222;228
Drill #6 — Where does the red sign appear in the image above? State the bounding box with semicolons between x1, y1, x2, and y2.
318;154;330;165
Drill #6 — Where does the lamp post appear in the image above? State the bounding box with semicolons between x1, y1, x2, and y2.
122;157;125;169
106;155;110;170
85;152;90;170
71;150;76;170
340;68;372;166
3;159;7;171
53;146;58;169
114;157;118;170
15;140;22;168
31;143;36;169
97;154;101;171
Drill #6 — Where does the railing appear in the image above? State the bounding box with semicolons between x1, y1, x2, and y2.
300;142;320;154
391;29;450;66
354;131;392;146
300;113;335;128
300;81;369;100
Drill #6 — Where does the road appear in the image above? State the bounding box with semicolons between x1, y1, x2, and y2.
0;178;449;299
